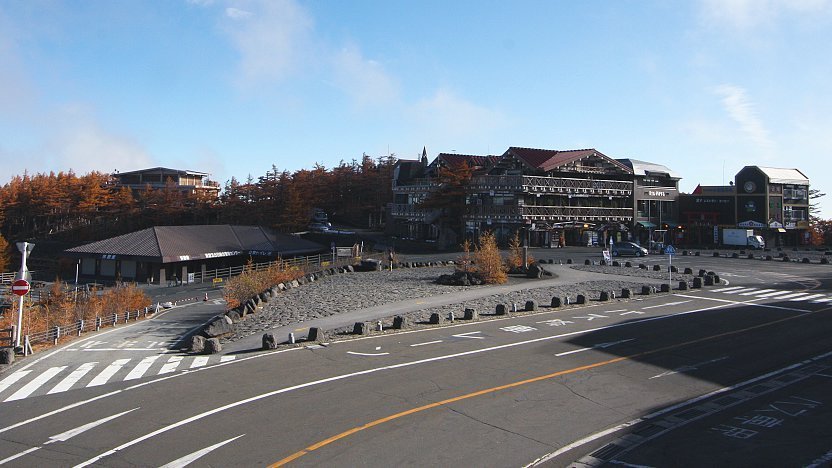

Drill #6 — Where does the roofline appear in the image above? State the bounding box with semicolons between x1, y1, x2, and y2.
115;167;211;177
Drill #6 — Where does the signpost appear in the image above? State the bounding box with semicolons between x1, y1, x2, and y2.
14;242;34;349
664;244;676;285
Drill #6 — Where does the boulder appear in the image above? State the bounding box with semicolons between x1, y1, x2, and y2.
353;322;368;335
204;338;222;354
693;277;703;288
683;267;693;274
704;275;714;286
660;284;670;293
551;297;562;308
653;264;661;271
393;316;408;329
599;291;610;302
189;335;206;354
576;294;586;304
621;288;631;299
357;259;382;271
463;308;478;320
262;333;277;350
679;281;688;290
525;300;538;311
204;315;234;337
429;313;442;324
584;259;592;266
225;311;242;323
307;327;321;342
495;304;508;316
527;263;546;279
1;348;14;365
641;285;652;295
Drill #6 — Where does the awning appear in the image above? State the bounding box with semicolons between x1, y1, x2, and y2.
777;228;787;233
637;221;656;228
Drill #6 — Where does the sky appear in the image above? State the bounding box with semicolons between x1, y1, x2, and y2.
1;0;831;217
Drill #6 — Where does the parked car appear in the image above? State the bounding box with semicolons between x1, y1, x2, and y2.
611;241;648;257
308;222;331;232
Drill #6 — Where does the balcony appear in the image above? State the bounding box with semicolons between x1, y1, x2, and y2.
469;175;632;196
392;178;440;193
467;205;633;223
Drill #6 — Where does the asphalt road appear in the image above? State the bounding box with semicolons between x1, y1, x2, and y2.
1;251;831;467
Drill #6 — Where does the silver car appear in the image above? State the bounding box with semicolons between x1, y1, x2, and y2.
611;241;648;257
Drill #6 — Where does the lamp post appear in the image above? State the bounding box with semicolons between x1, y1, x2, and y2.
15;242;34;349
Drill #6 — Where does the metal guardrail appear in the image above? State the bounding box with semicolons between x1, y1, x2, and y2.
24;306;158;347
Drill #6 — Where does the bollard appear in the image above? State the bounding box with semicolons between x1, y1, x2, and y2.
564;296;570;305
78;319;84;336
551;297;562;308
376;320;383;331
288;332;296;344
113;313;118;326
96;316;102;331
449;311;455;323
53;326;60;345
512;303;518;313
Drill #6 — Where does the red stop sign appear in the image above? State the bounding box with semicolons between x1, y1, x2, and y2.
11;279;30;296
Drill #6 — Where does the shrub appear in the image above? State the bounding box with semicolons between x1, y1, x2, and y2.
505;230;535;270
223;260;304;309
473;231;507;284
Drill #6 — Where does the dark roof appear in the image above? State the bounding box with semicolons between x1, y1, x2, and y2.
115;167;210;177
505;147;632;173
66;225;323;263
436;153;499;168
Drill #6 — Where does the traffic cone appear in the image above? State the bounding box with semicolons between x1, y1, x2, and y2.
203;292;208;301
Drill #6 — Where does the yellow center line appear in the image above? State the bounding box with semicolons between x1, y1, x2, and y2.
270;308;822;467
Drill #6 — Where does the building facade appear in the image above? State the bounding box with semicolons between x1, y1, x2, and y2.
114;167;221;198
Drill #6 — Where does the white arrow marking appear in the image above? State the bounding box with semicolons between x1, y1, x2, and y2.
452;331;485;339
0;408;139;464
159;434;245;468
556;339;634;357
649;356;729;379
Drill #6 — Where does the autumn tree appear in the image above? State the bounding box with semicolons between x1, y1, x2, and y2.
473;231;507;284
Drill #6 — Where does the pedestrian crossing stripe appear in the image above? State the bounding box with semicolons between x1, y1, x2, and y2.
714;287;831;303
0;354;236;402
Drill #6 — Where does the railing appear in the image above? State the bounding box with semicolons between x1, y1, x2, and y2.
24;306;159;347
1;327;13;349
469;175;633;196
191;252;361;284
466;205;633;222
388;203;429;220
392;178;440;192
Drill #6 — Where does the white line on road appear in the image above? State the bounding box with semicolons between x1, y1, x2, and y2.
220;355;236;363
739;289;775;296
641;300;691;310
190;356;209;368
5;367;67;402
87;359;131;387
792;294;825;302
774;292;812;300
78;348;169;352
410;340;443;347
125;355;162;381
159;434;245;468
451;331;485;339
754;290;795;298
555;339;635;357
48;362;98;394
158;356;184;374
0;408;140;465
346;351;390;356
0;370;31;394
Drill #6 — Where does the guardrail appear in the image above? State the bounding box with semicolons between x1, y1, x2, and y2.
190;252;365;284
23;305;165;348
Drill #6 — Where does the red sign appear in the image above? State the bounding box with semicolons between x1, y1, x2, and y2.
11;279;30;296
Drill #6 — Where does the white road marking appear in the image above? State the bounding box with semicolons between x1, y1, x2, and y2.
0;408;140;464
158;356;184;375
738;289;775;296
190;356;209;368
721;288;758;295
159;434;245;468
451;331;485;339
48;362;98;394
80;340;106;349
755;290;799;298
774;292;812;300
649;356;729;379
811;297;832;303
0;370;32;394
555;339;634;357
125;355;162;381
346;351;390;356
220;355;236;363
712;286;745;293
5;367;67;402
410;340;443;347
500;325;538;333
792;294;825;302
87;359;131;387
79;348;168;352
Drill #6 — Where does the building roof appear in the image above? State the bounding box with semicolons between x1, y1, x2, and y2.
435;153;499;168
65;225;323;263
617;159;681;179
505;147;632;173
115;167;210;177
754;166;809;185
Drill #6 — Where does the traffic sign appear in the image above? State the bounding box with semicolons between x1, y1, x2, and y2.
664;245;677;255
11;279;30;296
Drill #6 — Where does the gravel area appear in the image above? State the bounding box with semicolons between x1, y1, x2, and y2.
223;263;701;344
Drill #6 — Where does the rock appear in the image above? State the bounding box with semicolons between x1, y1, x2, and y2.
551;297;562;308
731;253;739;259
639;264;647;270
803;258;811;264
204;338;222;354
353;322;368;335
463;308;478;320
566;259;573;264
679;281;688;290
262;333;277;350
190;335;206;354
684;267;693;274
357;259;381;271
584;259;592;265
393;316;408;329
704;275;714;286
307;327;321;342
525;300;538;311
625;262;632;268
1;348;14;365
290;280;300;288
576;294;586;304
599;291;610;301
527;263;546;279
698;269;707;277
693;277;703;288
226;311;242;323
652;265;661;271
495;304;507;315
669;266;678;273
713;252;720;257
429;313;442;324
612;261;620;267
641;285;652;295
660;284;670;293
621;288;631;299
204;315;234;337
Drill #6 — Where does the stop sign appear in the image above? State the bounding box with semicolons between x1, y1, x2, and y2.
11;279;30;296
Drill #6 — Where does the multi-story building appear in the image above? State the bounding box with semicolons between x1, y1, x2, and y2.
391;147;680;249
617;159;682;248
114;167;221;198
679;166;810;247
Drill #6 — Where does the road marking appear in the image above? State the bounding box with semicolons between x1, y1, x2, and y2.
721;288;758;295
220;355;236;363
812;297;832;303
78;348;169;352
159;434;245;468
555;339;635;357
410;340;443;347
346;351;390;356
0;370;31;394
501;325;538;333
158;356;184;374
0;408;140;465
190;356;210;368
125;355;162;381
648;356;729;379
739;289;775;296
452;331;484;339
48;362;98;394
87;359;131;387
712;286;745;293
774;292;812;300
754;290;796;298
792;294;825;302
73;300;816;468
641;300;691;309
5;367;67;402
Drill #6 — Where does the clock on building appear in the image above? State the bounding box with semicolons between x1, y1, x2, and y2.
743;181;756;193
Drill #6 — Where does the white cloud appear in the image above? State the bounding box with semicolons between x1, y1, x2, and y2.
712;84;775;152
699;0;832;30
331;44;399;107
221;0;314;87
410;88;505;140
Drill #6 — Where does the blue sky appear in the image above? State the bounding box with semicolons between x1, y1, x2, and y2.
1;0;831;217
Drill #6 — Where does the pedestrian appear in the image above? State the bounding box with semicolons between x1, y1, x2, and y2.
388;248;395;271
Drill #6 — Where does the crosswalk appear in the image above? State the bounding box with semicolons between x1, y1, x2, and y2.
0;354;236;402
711;286;832;303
